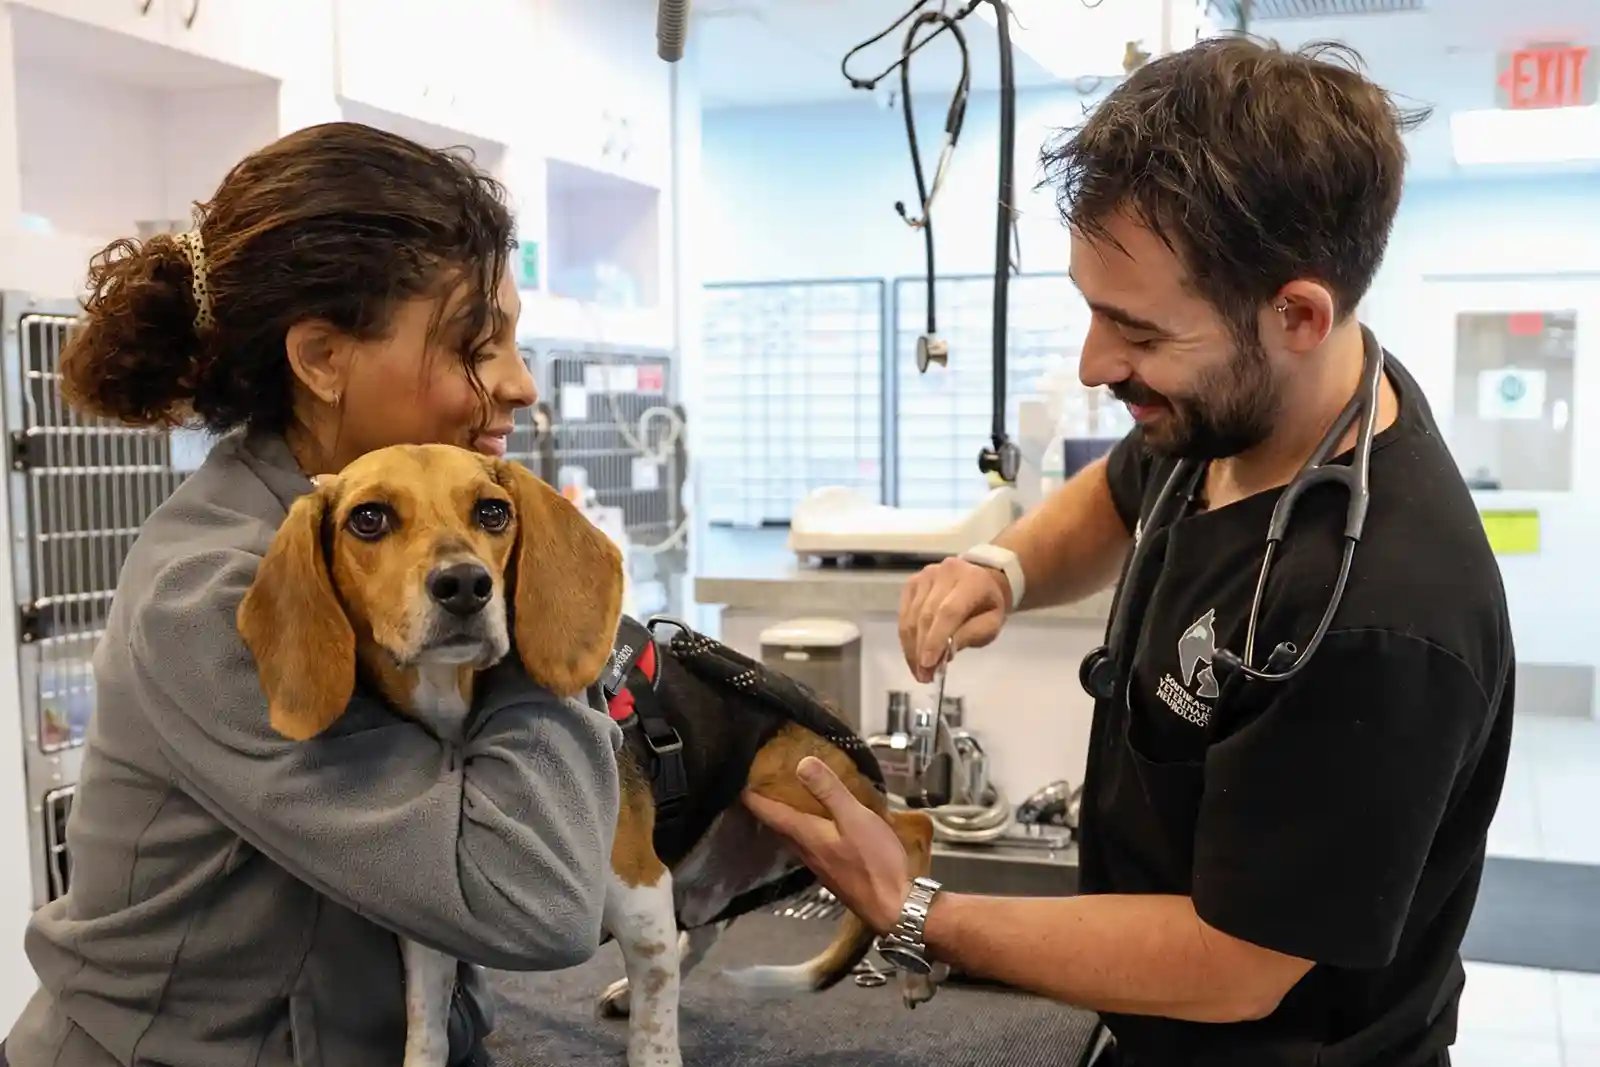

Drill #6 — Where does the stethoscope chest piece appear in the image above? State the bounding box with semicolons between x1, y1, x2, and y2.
1079;645;1116;702
916;335;949;373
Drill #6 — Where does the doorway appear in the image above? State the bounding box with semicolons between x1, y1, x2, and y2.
1422;276;1600;986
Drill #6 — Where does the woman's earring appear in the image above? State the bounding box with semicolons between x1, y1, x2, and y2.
329;390;342;407
1273;301;1289;314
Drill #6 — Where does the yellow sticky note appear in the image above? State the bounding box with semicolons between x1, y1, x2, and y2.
1480;509;1540;556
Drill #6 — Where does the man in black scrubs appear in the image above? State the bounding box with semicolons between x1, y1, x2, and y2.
745;36;1513;1067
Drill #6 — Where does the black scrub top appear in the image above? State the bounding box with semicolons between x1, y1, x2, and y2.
1076;354;1514;1067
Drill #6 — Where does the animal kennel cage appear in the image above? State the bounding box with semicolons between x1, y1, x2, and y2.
515;342;689;621
699;279;887;526
2;292;190;909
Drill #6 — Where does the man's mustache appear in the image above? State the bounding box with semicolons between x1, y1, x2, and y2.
1110;379;1167;407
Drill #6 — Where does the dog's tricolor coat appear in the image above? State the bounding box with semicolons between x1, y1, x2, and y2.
237;445;938;1067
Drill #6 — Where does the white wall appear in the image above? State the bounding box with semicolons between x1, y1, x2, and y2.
703;87;1103;284
1364;176;1600;399
701;96;1600;682
1362;177;1600;680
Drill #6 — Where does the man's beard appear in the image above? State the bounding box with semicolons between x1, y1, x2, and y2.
1111;333;1282;461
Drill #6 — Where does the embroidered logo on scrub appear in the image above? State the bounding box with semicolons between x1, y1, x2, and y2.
1155;609;1220;728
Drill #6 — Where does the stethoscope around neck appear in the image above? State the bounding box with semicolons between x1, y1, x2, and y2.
1079;324;1387;704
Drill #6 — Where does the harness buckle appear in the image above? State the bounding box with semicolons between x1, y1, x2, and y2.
646;724;690;807
646;728;683;758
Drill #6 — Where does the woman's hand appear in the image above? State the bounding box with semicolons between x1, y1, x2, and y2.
743;757;912;936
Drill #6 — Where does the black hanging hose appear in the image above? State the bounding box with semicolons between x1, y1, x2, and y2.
895;10;970;345
843;0;1021;483
989;0;1016;464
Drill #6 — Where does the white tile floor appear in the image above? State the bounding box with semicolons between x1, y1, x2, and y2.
1487;715;1600;865
1455;963;1600;1066
1460;713;1600;1066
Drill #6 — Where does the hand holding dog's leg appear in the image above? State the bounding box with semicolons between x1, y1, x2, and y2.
744;757;912;936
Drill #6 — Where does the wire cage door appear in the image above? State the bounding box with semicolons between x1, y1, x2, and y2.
700;280;886;526
510;343;689;622
4;298;188;907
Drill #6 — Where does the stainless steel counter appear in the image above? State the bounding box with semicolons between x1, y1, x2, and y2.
693;527;1114;624
689;527;1105;815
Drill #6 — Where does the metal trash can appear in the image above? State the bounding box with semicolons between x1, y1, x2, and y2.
759;618;863;733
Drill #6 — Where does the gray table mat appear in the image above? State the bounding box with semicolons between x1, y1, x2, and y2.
486;910;1101;1066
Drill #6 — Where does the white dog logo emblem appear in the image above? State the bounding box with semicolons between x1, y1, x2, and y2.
1178;610;1221;700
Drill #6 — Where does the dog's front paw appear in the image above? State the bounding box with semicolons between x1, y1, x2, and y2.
596;976;631;1019
899;964;947;1010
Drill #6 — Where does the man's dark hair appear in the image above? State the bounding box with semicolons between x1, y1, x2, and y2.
1041;36;1430;339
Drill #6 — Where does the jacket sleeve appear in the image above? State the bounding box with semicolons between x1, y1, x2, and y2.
123;545;623;972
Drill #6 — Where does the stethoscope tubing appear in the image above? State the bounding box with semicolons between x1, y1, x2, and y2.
1081;326;1387;699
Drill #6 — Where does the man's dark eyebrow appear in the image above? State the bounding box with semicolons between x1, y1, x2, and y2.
1067;269;1172;336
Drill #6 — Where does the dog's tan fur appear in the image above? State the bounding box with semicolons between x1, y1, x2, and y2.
239;445;623;740
238;444;938;1067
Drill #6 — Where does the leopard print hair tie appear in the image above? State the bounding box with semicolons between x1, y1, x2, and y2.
171;230;215;335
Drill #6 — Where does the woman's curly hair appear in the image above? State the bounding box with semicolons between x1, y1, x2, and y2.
62;121;516;435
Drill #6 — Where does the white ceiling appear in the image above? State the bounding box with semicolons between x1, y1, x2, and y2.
693;0;1600;115
694;0;1062;108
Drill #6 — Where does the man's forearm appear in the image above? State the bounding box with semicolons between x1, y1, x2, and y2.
993;457;1131;611
922;892;1308;1024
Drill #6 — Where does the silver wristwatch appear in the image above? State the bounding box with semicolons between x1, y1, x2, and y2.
875;876;942;975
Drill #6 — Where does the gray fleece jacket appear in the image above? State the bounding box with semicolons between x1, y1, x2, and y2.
4;431;624;1067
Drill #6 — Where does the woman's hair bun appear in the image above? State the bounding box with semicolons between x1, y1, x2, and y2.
59;122;517;437
61;233;207;427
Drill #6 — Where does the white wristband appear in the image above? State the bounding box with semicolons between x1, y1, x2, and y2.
959;543;1025;613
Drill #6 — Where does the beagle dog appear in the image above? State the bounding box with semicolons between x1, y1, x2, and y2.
237;444;938;1067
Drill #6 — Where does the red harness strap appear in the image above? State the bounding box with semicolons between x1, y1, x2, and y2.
605;630;659;722
607;688;636;722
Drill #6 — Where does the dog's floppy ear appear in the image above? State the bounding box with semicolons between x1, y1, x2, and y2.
495;459;623;697
237;488;355;740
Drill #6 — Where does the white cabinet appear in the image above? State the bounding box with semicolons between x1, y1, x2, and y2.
169;0;332;82
334;0;513;145
9;0;331;82
523;0;675;346
534;0;670;188
7;0;167;48
0;0;682;338
1;0;287;298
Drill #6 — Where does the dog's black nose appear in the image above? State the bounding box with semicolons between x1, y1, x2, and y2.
429;562;493;618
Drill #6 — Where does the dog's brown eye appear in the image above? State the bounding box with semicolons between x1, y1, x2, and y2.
347;504;392;541
475;500;511;534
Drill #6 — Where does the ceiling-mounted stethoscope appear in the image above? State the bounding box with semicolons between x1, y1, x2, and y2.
843;0;1022;485
1080;324;1386;704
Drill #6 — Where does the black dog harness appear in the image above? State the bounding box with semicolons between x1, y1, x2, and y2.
597;616;886;924
649;617;884;793
599;615;690;824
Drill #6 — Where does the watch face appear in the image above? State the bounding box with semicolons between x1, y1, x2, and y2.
877;943;932;976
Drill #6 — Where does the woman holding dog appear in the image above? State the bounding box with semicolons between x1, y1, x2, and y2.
3;123;623;1067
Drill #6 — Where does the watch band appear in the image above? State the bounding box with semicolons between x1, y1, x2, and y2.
960;543;1026;612
883;876;942;956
